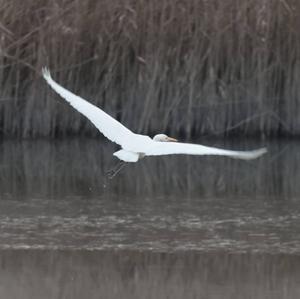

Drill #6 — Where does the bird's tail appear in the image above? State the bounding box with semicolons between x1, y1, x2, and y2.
113;150;139;162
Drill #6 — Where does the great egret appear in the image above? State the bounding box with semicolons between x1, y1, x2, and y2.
42;68;267;164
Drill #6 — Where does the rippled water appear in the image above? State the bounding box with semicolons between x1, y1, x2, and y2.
0;138;300;298
0;138;298;252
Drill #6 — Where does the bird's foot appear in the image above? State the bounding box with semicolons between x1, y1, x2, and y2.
106;161;126;179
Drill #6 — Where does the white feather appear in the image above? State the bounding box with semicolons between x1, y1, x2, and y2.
113;150;139;162
42;68;151;152
43;68;267;163
145;142;267;160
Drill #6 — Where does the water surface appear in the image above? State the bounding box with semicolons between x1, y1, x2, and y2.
0;138;298;252
0;138;300;299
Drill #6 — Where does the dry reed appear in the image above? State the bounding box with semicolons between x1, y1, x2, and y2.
0;0;300;138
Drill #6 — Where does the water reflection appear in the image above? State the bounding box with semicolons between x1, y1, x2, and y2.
0;250;300;299
0;139;299;253
0;138;295;197
0;139;300;297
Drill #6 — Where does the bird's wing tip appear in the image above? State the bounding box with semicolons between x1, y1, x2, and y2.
42;67;51;80
251;147;267;158
259;147;268;155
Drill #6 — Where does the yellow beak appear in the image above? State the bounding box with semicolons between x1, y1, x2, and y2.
167;137;178;142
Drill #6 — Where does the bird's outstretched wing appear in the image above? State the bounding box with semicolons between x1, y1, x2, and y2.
145;142;267;160
42;68;136;147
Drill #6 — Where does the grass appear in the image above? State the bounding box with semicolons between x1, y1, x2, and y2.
0;0;299;138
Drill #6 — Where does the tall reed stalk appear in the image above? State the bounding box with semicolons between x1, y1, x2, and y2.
0;0;299;138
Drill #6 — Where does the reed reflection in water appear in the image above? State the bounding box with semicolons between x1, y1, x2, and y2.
0;138;295;197
0;139;300;298
0;250;300;299
0;139;299;252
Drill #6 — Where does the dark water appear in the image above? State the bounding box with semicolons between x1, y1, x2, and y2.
0;138;300;298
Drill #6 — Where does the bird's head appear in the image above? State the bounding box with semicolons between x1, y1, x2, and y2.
153;134;178;142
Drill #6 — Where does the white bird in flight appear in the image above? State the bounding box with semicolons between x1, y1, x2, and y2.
42;68;267;164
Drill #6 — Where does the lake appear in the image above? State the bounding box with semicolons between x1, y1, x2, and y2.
0;138;299;298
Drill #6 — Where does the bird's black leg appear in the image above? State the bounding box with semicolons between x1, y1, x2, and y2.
106;161;126;179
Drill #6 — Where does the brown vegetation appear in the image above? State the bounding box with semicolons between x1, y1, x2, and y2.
0;0;299;138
